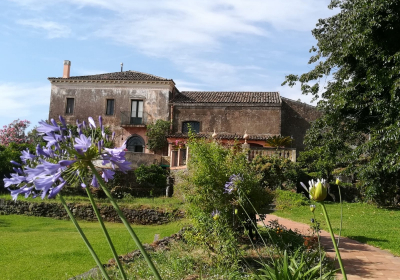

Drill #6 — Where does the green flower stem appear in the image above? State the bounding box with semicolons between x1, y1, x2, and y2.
88;163;162;280
312;212;322;280
337;185;343;248
58;194;111;280
85;187;128;280
320;202;347;280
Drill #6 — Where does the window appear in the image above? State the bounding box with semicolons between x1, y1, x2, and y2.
66;98;74;114
126;134;145;153
182;121;200;134
131;100;143;125
106;99;115;115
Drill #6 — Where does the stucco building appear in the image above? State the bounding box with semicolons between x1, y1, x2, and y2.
48;61;320;168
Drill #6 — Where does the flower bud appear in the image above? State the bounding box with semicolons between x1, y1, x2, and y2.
309;179;328;202
310;205;316;212
336;177;340;185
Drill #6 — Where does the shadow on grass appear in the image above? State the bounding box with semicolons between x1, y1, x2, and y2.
346;236;389;244
0;218;11;227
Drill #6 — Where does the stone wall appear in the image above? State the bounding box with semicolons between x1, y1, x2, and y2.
124;152;163;169
0;199;184;225
172;104;281;135
281;98;322;153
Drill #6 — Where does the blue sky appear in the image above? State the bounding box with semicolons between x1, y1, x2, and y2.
0;0;337;130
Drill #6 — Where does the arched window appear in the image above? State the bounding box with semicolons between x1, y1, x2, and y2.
182;121;200;134
126;135;145;152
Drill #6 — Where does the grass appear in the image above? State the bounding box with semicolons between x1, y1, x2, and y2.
274;201;400;256
0;193;185;211
0;215;184;280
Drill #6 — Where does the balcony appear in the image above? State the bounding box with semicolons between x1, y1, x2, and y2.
120;111;149;127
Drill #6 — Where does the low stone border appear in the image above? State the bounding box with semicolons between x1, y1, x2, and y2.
0;198;184;225
70;230;184;280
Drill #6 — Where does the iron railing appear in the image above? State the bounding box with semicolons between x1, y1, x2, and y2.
120;111;149;126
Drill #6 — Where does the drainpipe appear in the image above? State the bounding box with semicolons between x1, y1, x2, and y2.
170;105;174;131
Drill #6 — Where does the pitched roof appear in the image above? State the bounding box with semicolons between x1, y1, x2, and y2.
172;91;281;104
168;132;278;141
48;70;173;82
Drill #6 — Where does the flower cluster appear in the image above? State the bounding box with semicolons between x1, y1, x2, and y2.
3;116;131;200
224;174;243;194
173;139;186;149
0;119;31;146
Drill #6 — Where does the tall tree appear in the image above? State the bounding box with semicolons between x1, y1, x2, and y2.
283;0;400;205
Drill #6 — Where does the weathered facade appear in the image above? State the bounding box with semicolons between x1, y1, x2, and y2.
48;61;176;153
48;61;320;168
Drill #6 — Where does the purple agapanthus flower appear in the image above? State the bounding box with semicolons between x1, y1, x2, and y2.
101;169;115;182
10;186;35;201
74;134;92;152
21;149;36;163
88;117;96;129
48;181;67;199
4;173;27;188
34;175;60;199
91;175;99;188
102;145;131;173
36;120;60;134
3;115;130;200
224;174;243;194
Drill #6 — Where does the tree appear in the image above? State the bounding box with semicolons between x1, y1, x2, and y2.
265;135;293;148
0;119;31;146
283;0;400;205
146;120;170;152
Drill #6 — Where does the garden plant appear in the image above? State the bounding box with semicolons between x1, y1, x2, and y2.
3;116;161;280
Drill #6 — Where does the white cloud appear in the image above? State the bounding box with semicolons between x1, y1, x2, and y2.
0;83;50;128
10;0;335;54
17;18;71;38
7;0;335;106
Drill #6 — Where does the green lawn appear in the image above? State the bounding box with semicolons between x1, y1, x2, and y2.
0;215;183;280
274;202;400;256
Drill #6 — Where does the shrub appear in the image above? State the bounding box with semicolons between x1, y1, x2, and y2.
252;155;307;190
179;136;273;267
146;120;170;152
134;164;167;189
275;189;308;210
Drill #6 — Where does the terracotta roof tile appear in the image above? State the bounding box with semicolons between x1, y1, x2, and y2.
49;70;172;81
172;91;281;104
168;133;278;140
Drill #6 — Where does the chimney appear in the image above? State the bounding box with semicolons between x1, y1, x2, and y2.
63;60;71;78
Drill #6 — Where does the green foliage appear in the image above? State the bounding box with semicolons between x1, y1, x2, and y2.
252;155;307;190
146;120;170;152
265;135;293;148
275;190;308;210
283;0;400;205
179;137;273;267
134;164;168;188
258;249;336;280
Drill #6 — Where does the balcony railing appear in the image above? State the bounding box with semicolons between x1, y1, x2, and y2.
248;147;296;162
120;111;149;126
